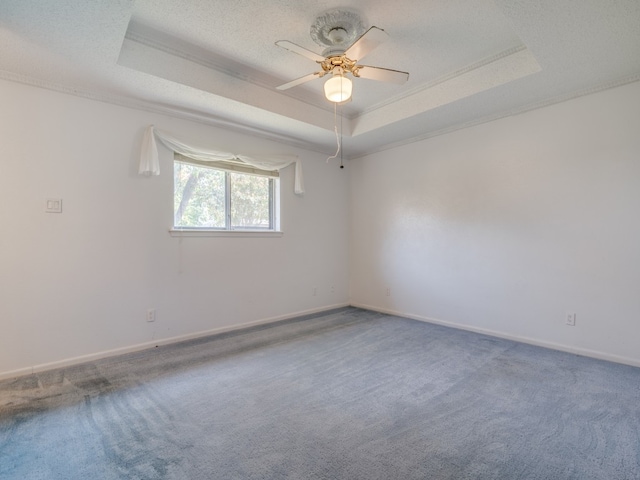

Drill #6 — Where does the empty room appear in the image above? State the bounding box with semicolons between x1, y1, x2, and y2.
1;1;639;479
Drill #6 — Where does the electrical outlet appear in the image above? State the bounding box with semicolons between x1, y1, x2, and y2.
45;198;62;213
385;287;391;297
565;312;576;326
146;309;156;322
312;287;317;296
330;285;334;294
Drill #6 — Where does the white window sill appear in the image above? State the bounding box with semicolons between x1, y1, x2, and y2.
169;229;284;238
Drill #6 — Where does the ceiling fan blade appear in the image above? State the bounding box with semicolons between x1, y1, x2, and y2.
344;26;389;61
356;65;409;84
276;72;322;90
275;40;325;62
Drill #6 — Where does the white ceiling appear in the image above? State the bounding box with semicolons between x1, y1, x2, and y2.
1;0;639;158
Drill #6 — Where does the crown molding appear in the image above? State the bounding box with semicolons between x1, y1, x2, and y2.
124;22;340;117
124;28;274;89
2;68;638;162
349;73;640;159
357;44;529;118
0;69;330;155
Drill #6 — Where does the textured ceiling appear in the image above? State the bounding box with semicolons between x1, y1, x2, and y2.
1;0;639;158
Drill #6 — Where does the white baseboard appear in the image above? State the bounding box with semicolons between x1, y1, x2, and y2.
4;301;637;381
351;302;640;369
0;302;350;381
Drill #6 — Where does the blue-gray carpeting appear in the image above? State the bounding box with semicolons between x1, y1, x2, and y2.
1;307;639;479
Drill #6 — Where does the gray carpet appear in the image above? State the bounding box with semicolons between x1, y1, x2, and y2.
1;307;639;479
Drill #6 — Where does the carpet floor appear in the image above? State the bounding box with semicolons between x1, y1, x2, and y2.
1;307;639;479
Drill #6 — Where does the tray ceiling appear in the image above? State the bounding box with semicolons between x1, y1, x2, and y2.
1;0;639;158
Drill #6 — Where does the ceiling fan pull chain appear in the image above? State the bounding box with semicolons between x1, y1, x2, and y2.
326;102;341;163
340;106;344;169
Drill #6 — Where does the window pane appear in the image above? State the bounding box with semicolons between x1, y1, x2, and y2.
230;172;271;229
174;162;226;228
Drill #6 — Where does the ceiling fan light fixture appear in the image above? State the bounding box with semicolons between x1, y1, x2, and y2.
324;71;352;103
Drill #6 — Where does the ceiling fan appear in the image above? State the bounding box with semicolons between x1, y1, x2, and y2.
275;10;409;103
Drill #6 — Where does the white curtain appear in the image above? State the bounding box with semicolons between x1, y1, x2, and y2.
139;125;304;194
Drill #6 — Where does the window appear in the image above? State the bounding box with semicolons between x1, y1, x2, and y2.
173;154;279;231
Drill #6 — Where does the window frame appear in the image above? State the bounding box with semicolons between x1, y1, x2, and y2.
171;153;282;236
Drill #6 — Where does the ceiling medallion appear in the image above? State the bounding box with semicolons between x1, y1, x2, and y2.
310;10;366;56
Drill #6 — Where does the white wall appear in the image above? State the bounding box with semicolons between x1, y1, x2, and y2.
0;79;349;378
3;78;638;378
349;81;640;366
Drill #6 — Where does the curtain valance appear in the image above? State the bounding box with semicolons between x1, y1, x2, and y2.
138;125;304;194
